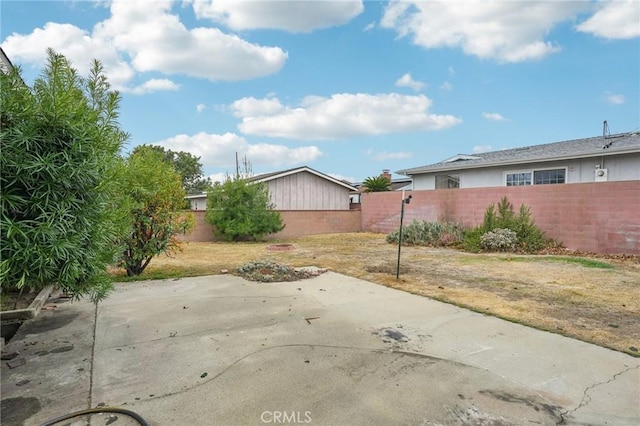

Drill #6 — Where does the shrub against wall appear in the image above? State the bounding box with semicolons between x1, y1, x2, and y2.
386;220;464;246
0;51;127;301
480;228;518;251
206;177;284;241
464;197;548;253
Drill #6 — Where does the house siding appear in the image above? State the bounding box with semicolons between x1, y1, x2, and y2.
266;171;350;210
412;153;640;190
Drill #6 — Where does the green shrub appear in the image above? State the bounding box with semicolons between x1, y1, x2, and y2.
117;150;195;277
0;51;127;301
463;197;549;253
206;177;284;241
462;227;485;253
480;228;518;251
387;220;464;246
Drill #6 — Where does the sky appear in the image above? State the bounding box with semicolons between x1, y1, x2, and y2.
2;0;639;184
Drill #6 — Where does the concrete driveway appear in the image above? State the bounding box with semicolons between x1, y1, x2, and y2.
2;272;639;425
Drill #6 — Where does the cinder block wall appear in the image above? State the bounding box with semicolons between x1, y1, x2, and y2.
361;181;640;255
270;210;361;239
179;211;213;242
180;209;362;242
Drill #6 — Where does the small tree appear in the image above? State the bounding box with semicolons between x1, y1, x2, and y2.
0;50;127;301
206;176;284;241
363;175;391;192
118;150;194;276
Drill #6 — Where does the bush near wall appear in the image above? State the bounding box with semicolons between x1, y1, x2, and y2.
464;197;549;253
386;220;464;247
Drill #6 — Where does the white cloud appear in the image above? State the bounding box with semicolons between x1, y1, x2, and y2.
395;73;425;91
473;145;493;154
364;22;376;32
448;66;455;75
605;93;625;105
95;0;287;81
2;0;287;91
191;0;363;32
196;103;206;113
2;22;135;89
440;81;453;91
231;96;284;117
150;132;323;168
365;149;412;161
230;93;461;140
482;112;505;121
126;78;180;95
207;172;228;184
380;1;586;62
576;1;640;39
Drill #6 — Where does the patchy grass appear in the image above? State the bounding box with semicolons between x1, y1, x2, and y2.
109;233;640;356
498;255;614;269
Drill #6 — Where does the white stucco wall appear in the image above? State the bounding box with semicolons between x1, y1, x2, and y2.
411;153;640;190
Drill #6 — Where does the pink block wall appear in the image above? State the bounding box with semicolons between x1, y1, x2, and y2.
180;209;362;242
361;181;640;255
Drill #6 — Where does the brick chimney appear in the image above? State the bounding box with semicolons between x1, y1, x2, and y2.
381;169;392;182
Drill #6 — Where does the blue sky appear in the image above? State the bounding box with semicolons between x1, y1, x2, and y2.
2;1;639;184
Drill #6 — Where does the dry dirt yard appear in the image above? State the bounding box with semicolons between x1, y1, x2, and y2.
132;233;640;357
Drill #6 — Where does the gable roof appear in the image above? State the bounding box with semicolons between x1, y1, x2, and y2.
0;47;15;74
249;166;357;191
398;131;640;175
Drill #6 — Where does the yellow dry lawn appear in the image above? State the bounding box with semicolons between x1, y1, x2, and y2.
112;233;640;357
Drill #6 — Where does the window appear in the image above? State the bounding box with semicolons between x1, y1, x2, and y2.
505;168;566;186
534;169;565;185
506;172;531;186
435;174;460;189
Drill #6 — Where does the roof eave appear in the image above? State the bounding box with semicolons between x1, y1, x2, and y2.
254;166;357;191
397;148;640;176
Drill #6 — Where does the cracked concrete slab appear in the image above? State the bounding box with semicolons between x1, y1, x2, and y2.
2;272;639;425
0;291;95;426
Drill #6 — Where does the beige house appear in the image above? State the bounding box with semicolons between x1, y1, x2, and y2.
187;166;357;211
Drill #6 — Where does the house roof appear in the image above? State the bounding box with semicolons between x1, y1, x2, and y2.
397;131;640;175
0;47;15;74
249;166;357;191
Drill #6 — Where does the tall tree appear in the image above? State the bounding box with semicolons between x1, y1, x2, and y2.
0;50;128;301
118;150;194;276
132;145;212;193
363;175;391;192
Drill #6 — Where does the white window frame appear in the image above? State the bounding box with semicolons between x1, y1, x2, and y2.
504;167;567;186
504;169;532;186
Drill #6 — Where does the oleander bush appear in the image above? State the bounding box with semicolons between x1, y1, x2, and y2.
0;50;127;301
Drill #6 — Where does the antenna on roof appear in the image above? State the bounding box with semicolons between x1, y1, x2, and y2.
602;120;614;149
